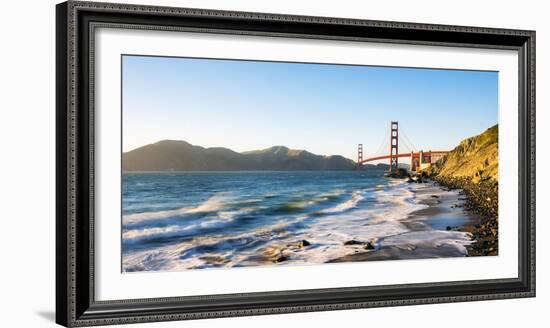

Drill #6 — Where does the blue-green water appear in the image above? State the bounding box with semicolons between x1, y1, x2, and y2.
122;170;475;272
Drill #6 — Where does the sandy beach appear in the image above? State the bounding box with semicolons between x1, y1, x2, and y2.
330;180;491;263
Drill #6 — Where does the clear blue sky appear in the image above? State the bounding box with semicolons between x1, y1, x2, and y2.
122;55;498;161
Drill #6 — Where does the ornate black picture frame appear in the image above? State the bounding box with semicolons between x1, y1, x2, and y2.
56;1;535;326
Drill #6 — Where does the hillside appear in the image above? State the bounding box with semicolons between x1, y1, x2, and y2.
432;125;498;183
241;146;357;170
430;125;498;223
123;141;360;171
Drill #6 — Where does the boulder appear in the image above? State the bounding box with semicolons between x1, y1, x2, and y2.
388;168;409;179
364;242;375;250
344;240;364;246
287;240;311;249
300;240;311;247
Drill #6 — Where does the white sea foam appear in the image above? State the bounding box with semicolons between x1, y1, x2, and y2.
319;190;365;214
259;182;434;264
122;180;481;272
123;183;419;270
123;192;231;225
123;208;252;243
122;216;307;271
381;230;473;255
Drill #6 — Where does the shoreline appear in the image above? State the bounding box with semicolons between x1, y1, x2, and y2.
329;178;497;263
431;176;498;256
408;179;498;257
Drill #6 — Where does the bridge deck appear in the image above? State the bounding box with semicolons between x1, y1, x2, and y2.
359;151;449;164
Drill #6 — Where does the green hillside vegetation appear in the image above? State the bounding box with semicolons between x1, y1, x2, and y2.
123;141;367;171
432;125;498;183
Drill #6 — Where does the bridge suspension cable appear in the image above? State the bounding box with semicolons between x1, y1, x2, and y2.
399;134;415;153
372;129;389;157
399;126;418;153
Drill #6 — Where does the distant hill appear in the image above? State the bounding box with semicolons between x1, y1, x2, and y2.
123;141;371;171
432;125;498;182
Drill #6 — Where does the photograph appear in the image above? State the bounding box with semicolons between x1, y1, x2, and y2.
121;55;499;272
51;1;536;326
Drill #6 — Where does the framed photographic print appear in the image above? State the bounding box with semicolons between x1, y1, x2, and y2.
56;1;535;326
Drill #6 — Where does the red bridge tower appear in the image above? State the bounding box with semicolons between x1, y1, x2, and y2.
389;121;398;174
357;143;363;169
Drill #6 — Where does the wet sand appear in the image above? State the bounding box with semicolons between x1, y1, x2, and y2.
329;180;488;263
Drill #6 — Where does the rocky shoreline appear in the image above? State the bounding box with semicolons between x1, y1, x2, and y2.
431;175;498;256
327;177;498;263
249;176;498;265
325;180;483;263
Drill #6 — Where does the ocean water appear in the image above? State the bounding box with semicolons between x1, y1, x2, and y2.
122;170;476;272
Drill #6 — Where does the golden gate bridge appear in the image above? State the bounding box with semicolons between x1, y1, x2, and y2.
357;121;449;174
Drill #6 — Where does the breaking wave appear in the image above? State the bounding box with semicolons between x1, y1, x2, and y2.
123;192;231;225
122;171;481;272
